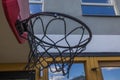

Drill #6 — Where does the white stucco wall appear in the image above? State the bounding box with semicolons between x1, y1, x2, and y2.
35;0;120;52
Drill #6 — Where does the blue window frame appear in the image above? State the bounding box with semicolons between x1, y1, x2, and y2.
82;5;115;16
29;0;43;14
82;0;110;3
81;0;117;16
29;3;42;14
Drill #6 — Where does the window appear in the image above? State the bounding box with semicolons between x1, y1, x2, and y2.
81;0;119;16
48;63;86;80
99;62;120;80
101;67;120;80
29;0;44;14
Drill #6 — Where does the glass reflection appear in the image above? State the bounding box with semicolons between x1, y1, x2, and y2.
29;3;42;14
82;0;110;3
82;5;115;16
49;63;86;80
101;67;120;80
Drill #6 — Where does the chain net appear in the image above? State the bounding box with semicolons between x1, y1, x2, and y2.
16;12;92;77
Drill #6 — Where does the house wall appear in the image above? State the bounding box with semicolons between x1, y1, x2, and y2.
44;0;120;35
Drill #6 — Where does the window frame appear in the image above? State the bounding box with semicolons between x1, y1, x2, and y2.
81;0;119;16
29;0;44;14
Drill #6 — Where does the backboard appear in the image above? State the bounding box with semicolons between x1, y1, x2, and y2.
2;0;30;43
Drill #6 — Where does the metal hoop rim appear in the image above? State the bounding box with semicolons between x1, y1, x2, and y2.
21;12;92;48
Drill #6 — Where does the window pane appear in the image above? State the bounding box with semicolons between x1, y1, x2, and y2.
29;3;42;14
82;0;110;3
101;67;120;80
82;5;115;16
49;63;86;80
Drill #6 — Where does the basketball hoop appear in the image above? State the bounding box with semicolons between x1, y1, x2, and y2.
16;12;92;76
